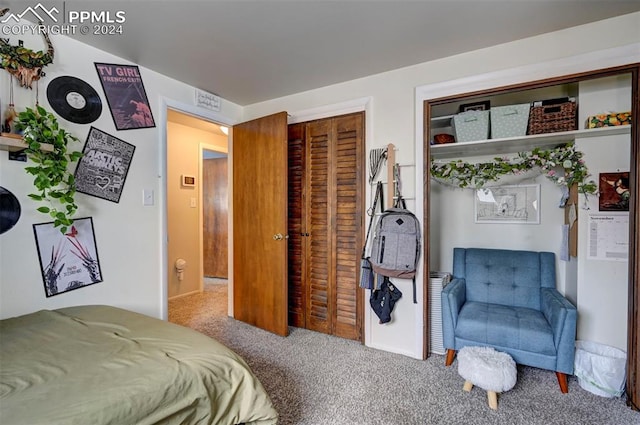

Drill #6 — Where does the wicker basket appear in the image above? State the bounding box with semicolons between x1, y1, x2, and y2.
527;100;577;135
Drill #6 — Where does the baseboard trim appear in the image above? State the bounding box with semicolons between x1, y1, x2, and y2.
168;289;201;301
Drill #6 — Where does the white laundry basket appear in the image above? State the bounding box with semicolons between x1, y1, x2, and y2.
574;340;627;398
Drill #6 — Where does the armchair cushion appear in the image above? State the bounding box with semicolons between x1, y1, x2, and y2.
456;302;555;356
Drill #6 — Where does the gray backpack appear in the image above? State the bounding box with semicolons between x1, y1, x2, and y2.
369;200;421;303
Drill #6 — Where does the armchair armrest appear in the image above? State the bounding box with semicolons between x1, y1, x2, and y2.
441;278;466;349
541;288;577;374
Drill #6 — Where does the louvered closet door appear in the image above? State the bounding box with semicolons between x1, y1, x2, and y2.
332;113;363;340
305;119;333;334
287;123;306;328
287;112;364;341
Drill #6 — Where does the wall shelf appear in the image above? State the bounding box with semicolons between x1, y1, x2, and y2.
0;133;54;152
430;125;631;159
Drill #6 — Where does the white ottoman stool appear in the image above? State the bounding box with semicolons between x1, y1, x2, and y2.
457;346;517;410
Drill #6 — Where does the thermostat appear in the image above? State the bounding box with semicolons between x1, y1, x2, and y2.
181;175;196;187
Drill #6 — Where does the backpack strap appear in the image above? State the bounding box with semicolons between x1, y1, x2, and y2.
362;181;384;258
412;277;416;304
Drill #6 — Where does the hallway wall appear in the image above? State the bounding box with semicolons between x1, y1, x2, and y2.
167;120;227;298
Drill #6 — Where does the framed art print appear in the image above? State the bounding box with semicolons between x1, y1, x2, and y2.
33;217;103;297
74;127;135;203
599;172;630;212
475;184;540;224
95;63;155;130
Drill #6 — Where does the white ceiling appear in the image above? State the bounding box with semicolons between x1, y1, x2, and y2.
4;1;640;106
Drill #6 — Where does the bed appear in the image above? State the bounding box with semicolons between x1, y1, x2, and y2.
0;305;278;425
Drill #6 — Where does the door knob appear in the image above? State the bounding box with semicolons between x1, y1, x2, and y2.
273;233;284;240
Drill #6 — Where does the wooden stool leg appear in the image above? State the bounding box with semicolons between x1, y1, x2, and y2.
487;391;498;410
463;381;473;392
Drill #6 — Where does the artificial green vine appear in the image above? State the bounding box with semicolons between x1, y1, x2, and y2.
430;144;597;195
0;42;53;71
15;106;82;233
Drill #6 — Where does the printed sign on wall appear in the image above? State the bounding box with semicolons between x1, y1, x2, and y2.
75;127;135;203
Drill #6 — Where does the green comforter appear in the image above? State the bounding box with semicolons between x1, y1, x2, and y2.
0;305;278;425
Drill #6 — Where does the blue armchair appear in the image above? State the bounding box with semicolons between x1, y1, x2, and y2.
441;248;577;393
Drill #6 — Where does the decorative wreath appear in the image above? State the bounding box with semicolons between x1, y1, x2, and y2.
0;8;54;88
430;144;598;195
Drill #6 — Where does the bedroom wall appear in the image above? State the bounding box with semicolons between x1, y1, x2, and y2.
242;12;640;358
0;25;242;319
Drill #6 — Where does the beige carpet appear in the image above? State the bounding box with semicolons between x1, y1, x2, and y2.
167;283;639;425
168;281;228;327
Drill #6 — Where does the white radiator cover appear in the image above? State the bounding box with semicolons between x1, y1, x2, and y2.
429;272;452;355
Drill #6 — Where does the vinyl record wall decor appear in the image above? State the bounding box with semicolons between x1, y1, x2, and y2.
46;76;102;124
0;186;21;235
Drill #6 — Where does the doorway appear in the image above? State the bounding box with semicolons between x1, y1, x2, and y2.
202;148;229;281
166;108;230;325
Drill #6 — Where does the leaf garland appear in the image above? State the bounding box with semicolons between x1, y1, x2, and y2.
430;144;597;195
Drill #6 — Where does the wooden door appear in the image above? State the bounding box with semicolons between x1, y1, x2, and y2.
287;112;364;341
203;157;228;278
233;112;289;336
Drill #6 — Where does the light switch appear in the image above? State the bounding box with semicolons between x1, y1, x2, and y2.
143;189;154;206
190;197;197;208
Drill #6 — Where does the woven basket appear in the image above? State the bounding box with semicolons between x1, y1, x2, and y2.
528;100;577;135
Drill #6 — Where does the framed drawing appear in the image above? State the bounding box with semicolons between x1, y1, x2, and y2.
459;100;490;112
94;63;155;130
74;127;135;203
475;184;540;224
599;172;630;211
33;217;103;297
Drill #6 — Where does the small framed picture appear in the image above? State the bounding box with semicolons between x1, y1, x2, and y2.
459;100;490;113
181;175;196;187
599;172;629;211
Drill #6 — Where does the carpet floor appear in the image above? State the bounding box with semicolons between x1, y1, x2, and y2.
169;284;639;425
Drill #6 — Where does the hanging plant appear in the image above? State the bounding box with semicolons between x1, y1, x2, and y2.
15;105;82;233
430;144;597;195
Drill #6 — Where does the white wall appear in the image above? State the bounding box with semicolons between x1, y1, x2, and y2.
574;75;632;351
243;12;640;358
1;13;638;358
0;26;242;319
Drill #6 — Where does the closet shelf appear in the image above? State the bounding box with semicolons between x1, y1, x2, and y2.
0;133;54;152
430;125;630;159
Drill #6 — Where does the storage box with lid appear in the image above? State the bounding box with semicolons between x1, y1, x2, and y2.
528;97;577;135
452;110;490;143
490;103;530;139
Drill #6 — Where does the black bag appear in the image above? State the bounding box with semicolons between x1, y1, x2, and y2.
369;276;403;324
